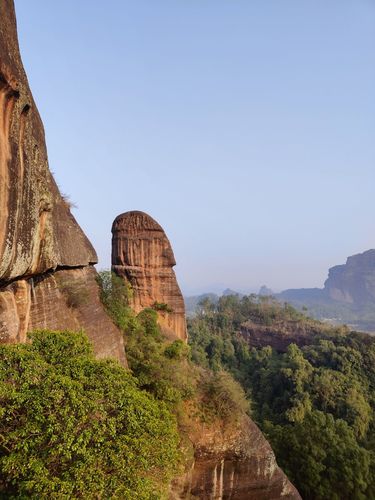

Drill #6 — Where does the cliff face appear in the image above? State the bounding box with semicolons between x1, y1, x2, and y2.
240;319;320;352
171;413;301;500
0;0;125;363
279;250;375;307
112;211;187;341
1;4;300;495
112;211;299;498
324;249;375;304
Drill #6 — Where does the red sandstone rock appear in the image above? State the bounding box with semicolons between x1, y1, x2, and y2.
0;0;125;364
112;211;187;341
240;319;318;352
0;3;301;498
170;413;301;499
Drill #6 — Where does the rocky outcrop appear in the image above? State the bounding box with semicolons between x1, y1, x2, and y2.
276;249;375;332
111;211;299;497
0;0;125;363
171;413;301;499
324;249;375;304
112;211;187;341
240;319;329;352
279;250;375;307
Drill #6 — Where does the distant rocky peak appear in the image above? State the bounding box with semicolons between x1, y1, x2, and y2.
324;249;375;304
259;285;274;296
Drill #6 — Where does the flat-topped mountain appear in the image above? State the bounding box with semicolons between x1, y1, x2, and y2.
280;249;375;305
278;249;375;332
324;249;375;304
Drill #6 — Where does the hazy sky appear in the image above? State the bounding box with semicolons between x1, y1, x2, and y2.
15;1;375;294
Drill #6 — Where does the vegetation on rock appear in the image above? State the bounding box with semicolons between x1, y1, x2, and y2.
188;294;375;500
97;271;248;421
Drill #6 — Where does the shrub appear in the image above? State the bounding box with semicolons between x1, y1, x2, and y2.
125;311;195;404
0;330;180;499
152;302;174;313
200;370;249;421
164;340;190;360
96;271;134;331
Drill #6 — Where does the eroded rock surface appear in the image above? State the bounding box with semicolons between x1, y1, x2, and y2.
112;211;187;341
0;0;125;364
170;414;301;500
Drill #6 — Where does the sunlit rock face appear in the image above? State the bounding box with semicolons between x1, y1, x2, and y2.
0;0;125;364
112;211;187;341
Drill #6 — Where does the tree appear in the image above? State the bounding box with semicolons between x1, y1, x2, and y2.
270;411;373;500
0;330;180;499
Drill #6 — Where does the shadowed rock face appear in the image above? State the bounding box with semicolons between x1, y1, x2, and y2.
239;319;329;352
0;0;125;364
324;249;375;304
112;211;187;341
170;414;301;500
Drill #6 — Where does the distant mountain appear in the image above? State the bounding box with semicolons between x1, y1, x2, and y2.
222;288;244;297
185;288;244;316
185;250;375;332
324;249;375;304
259;285;274;296
278;249;375;333
184;293;219;316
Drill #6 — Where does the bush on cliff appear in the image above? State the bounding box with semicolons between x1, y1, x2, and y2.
97;271;249;424
0;330;180;499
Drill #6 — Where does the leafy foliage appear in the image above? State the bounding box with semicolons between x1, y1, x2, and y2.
152;302;174;313
188;294;375;499
199;370;249;421
0;330;180;499
97;271;249;422
96;270;134;331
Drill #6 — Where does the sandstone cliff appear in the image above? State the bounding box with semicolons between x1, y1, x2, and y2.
279;250;375;307
112;211;299;498
1;4;300;495
240;317;333;352
171;413;301;500
112;211;187;341
324;249;375;304
0;0;125;363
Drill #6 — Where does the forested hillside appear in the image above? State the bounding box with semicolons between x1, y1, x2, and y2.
188;294;375;499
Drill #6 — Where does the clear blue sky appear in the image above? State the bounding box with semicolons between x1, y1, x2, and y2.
15;1;375;294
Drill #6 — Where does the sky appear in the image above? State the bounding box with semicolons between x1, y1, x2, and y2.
14;1;375;295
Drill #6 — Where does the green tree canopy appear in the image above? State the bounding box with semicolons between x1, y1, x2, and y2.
0;330;180;499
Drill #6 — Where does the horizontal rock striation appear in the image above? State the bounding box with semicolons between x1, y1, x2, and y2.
0;0;125;364
0;267;125;361
112;211;187;341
